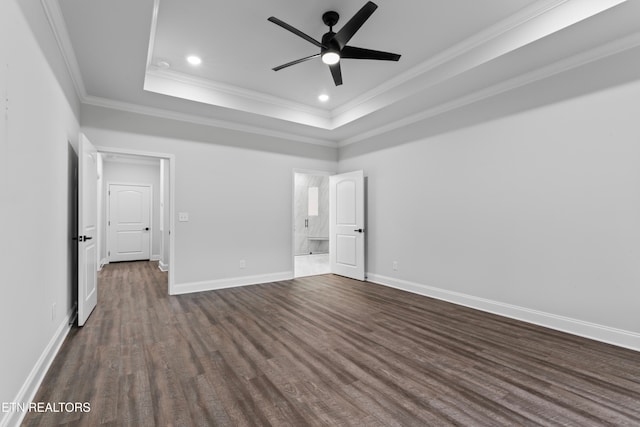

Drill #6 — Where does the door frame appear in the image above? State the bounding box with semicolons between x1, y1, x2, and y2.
107;182;153;263
98;146;176;294
291;168;334;277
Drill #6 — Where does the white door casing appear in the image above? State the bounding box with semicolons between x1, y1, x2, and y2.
108;184;151;262
78;134;98;326
330;170;365;281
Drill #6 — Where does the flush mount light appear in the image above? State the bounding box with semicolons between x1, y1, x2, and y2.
318;94;330;102
186;55;202;66
321;51;340;65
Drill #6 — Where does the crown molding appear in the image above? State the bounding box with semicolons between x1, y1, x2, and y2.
144;68;332;128
144;0;161;72
42;0;632;150
40;0;87;99
144;0;332;130
330;0;628;128
338;31;640;147
40;0;336;148
82;95;338;148
332;0;571;119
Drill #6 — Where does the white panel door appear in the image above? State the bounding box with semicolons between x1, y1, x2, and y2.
330;170;365;280
109;184;151;262
78;134;98;326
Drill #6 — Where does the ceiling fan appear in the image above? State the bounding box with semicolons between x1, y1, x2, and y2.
268;1;401;86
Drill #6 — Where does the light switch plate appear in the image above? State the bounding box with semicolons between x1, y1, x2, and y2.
178;212;189;222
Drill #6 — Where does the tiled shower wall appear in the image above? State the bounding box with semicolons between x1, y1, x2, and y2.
294;174;329;255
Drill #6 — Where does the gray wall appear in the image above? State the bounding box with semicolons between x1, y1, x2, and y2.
3;0;640;424
1;0;80;422
339;77;640;345
81;105;337;293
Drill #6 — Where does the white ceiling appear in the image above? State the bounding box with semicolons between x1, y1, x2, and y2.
48;0;640;146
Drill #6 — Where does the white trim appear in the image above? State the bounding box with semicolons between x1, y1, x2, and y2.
83;95;337;148
146;68;331;120
0;312;72;427
367;273;640;352
172;272;293;295
332;0;570;119
151;254;160;261
145;0;161;72
158;260;169;272
40;0;87;99
43;0;633;146
340;31;640;147
98;258;108;271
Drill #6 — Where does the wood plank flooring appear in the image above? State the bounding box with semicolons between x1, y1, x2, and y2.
23;261;640;426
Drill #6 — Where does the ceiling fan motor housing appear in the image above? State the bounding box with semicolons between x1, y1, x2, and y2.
321;32;340;54
268;2;401;86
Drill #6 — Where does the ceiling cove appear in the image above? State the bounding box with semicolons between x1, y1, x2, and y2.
41;0;638;147
143;0;628;130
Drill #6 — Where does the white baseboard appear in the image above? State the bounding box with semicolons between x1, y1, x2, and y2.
172;271;293;295
0;312;73;427
97;258;108;271
158;260;169;272
367;273;640;352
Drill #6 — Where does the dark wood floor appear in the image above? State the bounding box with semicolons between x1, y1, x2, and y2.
23;261;640;426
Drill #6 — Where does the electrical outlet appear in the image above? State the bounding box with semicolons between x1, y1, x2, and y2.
239;259;246;269
51;303;56;321
392;261;398;271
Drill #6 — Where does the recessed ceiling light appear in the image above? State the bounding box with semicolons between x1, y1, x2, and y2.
318;94;330;102
186;55;202;66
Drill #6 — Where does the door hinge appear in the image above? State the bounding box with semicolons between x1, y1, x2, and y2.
108;251;110;256
108;220;110;226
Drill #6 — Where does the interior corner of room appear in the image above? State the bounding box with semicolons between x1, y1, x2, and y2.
3;0;640;425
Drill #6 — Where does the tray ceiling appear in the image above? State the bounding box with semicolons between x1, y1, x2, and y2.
49;0;640;145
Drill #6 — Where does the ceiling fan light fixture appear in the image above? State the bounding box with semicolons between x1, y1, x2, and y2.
186;55;202;66
321;51;340;65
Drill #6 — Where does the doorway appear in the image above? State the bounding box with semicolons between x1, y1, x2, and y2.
293;171;331;278
292;169;367;281
97;147;175;293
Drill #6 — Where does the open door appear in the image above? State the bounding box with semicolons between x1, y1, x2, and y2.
78;133;98;326
330;170;365;280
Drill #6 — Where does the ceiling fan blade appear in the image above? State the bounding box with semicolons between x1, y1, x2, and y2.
341;46;400;61
272;54;321;71
268;17;325;49
333;1;378;49
329;62;343;86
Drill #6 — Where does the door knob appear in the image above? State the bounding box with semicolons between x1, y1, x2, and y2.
144;227;149;231
354;228;364;233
